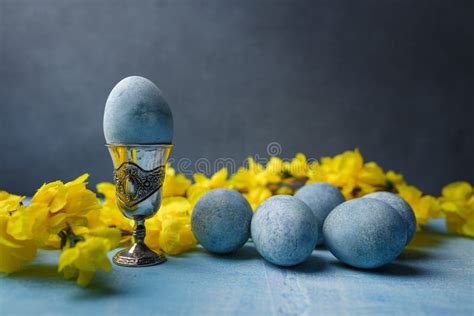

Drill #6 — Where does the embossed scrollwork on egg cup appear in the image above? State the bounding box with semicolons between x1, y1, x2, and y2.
106;144;173;267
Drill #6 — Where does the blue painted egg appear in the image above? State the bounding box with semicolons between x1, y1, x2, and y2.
294;182;345;245
323;198;407;269
191;189;253;254
251;195;318;266
103;76;173;144
362;191;416;245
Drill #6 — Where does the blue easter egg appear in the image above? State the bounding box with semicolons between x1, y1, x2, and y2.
103;76;173;144
251;195;318;266
294;182;345;245
323;198;407;269
191;189;253;254
362;191;416;244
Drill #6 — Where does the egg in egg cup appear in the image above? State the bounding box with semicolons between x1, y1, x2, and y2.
104;76;173;267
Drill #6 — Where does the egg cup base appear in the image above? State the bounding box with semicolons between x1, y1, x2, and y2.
112;242;167;267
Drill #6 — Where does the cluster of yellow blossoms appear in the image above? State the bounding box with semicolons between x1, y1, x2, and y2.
0;175;120;285
0;149;472;286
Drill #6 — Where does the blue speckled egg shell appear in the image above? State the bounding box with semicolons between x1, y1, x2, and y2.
294;182;345;245
362;191;416;245
251;195;318;266
191;189;253;254
103;76;173;144
323;198;407;269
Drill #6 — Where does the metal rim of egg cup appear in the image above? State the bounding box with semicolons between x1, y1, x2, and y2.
106;143;173;267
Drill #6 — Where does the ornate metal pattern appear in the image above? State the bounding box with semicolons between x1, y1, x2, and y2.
113;162;165;208
113;253;166;267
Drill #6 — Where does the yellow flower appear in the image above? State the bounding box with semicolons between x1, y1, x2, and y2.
58;237;111;286
309;149;386;199
307;160;324;183
231;159;259;190
7;204;49;241
439;182;474;237
397;184;440;229
0;191;25;214
156;197;196;254
230;155;309;209
160;217;196;255
58;227;120;286
163;164;192;197
244;187;272;211
228;158;277;209
144;215;162;250
188;168;229;206
159;197;192;219
230;167;261;191
0;192;50;273
230;157;281;194
187;184;209;209
265;157;285;176
0;190;69;273
87;227;121;249
30;174;102;247
275;186;294;195
96;182;116;207
62;175;102;218
195;168;229;188
386;170;406;187
288;153;309;178
0;212;37;273
96;183;133;244
357;162;387;196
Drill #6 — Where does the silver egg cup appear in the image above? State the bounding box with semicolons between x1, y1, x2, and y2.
107;144;172;267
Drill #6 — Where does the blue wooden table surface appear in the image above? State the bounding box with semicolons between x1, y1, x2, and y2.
1;219;473;316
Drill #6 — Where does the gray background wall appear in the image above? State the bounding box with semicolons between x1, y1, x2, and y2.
0;0;473;195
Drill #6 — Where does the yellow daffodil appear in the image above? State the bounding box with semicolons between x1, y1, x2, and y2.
163;164;192;197
230;167;261;191
30;174;102;247
0;194;49;273
96;182;116;207
156;197;196;254
396;184;440;229
0;212;37;273
357;162;387;197
58;226;120;286
187;184;209;208
244;186;273;211
307;160;324;183
288;153;309;179
386;170;406;188
0;191;24;214
6;204;49;241
308;149;386;199
231;158;281;192
439;182;474;237
187;168;229;206
194;168;229;189
275;186;294;195
265;157;285;176
144;215;162;250
96;182;133;243
160;217;196;255
159;197;192;219
59;237;112;286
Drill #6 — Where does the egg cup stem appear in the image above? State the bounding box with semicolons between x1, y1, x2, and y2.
112;217;166;267
133;218;146;244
